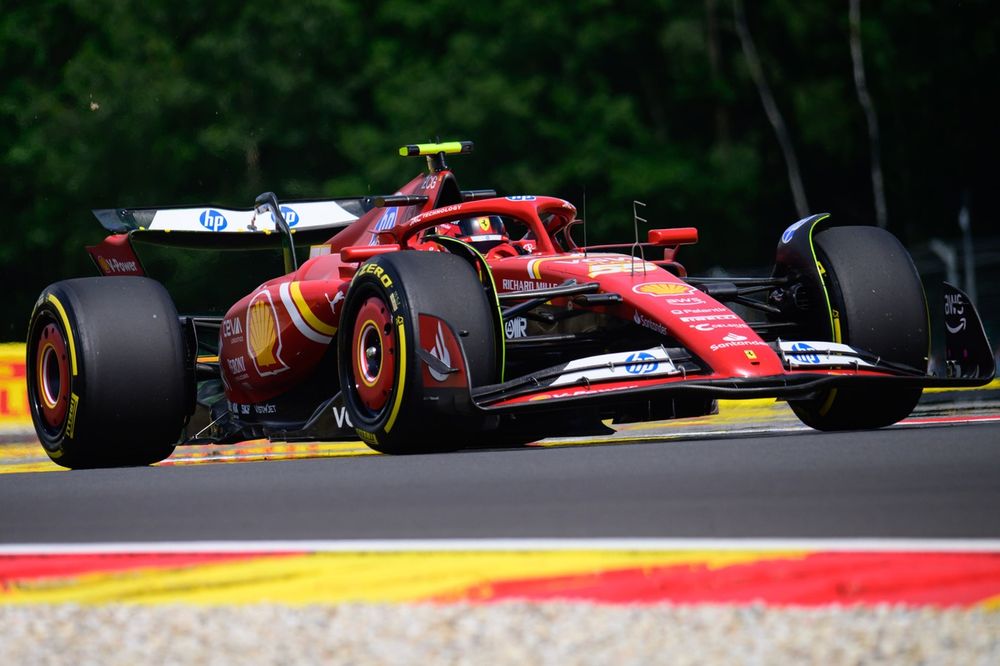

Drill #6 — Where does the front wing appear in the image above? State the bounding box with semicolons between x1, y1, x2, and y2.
448;282;995;415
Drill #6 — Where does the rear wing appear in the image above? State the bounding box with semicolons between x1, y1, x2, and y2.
86;197;372;318
92;197;369;250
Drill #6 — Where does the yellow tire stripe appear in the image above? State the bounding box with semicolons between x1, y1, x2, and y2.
384;319;406;433
289;282;336;336
45;294;77;376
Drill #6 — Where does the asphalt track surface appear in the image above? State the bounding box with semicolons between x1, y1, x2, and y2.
2;420;998;544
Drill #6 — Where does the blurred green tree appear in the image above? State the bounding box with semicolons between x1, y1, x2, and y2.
1;0;997;339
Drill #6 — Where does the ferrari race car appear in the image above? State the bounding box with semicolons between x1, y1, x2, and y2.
27;141;995;468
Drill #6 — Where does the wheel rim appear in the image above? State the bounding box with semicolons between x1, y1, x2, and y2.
351;296;396;413
34;321;70;430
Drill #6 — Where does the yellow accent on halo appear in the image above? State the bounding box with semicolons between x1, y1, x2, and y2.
289;282;337;336
399;141;469;157
45;294;77;376
384;318;407;433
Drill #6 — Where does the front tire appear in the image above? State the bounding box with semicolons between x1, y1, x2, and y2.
789;226;928;430
338;252;498;454
26;277;192;468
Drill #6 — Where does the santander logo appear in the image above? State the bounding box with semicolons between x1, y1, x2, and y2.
723;332;748;342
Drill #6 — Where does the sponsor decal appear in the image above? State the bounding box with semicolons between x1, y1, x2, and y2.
549;347;678;387
781;217;810;244
505;317;528;339
709;339;769;352
226;356;247;375
427;322;451;382
420;175;438;191
199;209;228;232
501;278;558;292
664;297;705;305
374;208;398;233
96;256;140;275
633;311;668;335
357;429;379;446
369;208;398;245
356;262;394;288
246;290;289;376
253;403;277;415
436;204;463;215
723;332;748;342
332;405;353;429
329;290;346;314
66;392;79;438
633;282;695;297
505;195;537;201
789;342;821;364
624;352;659;375
691;322;748;332
584;258;656;278
679;314;740;322
222;317;243;339
670;307;727;315
280;206;299;228
945;292;966;333
388;291;400;312
778;340;874;368
527;256;656;279
241;404;251;415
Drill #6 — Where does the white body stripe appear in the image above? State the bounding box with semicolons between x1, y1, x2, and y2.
279;282;333;345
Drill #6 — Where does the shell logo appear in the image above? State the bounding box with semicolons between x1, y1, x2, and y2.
97;257;110;273
246;291;288;376
633;282;694;296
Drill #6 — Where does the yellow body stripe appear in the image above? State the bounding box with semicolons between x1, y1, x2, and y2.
384;319;407;433
45;294;77;376
289;282;336;336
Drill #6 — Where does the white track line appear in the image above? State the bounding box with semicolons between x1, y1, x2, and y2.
0;538;999;555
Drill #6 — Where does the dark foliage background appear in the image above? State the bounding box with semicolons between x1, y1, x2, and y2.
2;0;997;339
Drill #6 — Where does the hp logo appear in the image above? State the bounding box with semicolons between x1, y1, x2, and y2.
199;209;228;232
280;206;299;228
625;352;659;375
790;342;821;364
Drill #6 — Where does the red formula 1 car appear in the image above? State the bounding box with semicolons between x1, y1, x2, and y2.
27;142;995;467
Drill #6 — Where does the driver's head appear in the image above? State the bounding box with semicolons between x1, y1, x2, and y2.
445;215;508;252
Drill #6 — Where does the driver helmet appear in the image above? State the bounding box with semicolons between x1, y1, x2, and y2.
444;215;508;252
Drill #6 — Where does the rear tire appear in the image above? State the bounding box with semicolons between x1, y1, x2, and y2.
789;226;928;430
26;277;192;468
338;252;498;454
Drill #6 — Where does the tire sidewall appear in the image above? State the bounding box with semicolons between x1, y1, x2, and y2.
26;277;189;467
337;263;417;448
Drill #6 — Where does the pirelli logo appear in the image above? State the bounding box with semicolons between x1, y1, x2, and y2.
66;392;80;438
